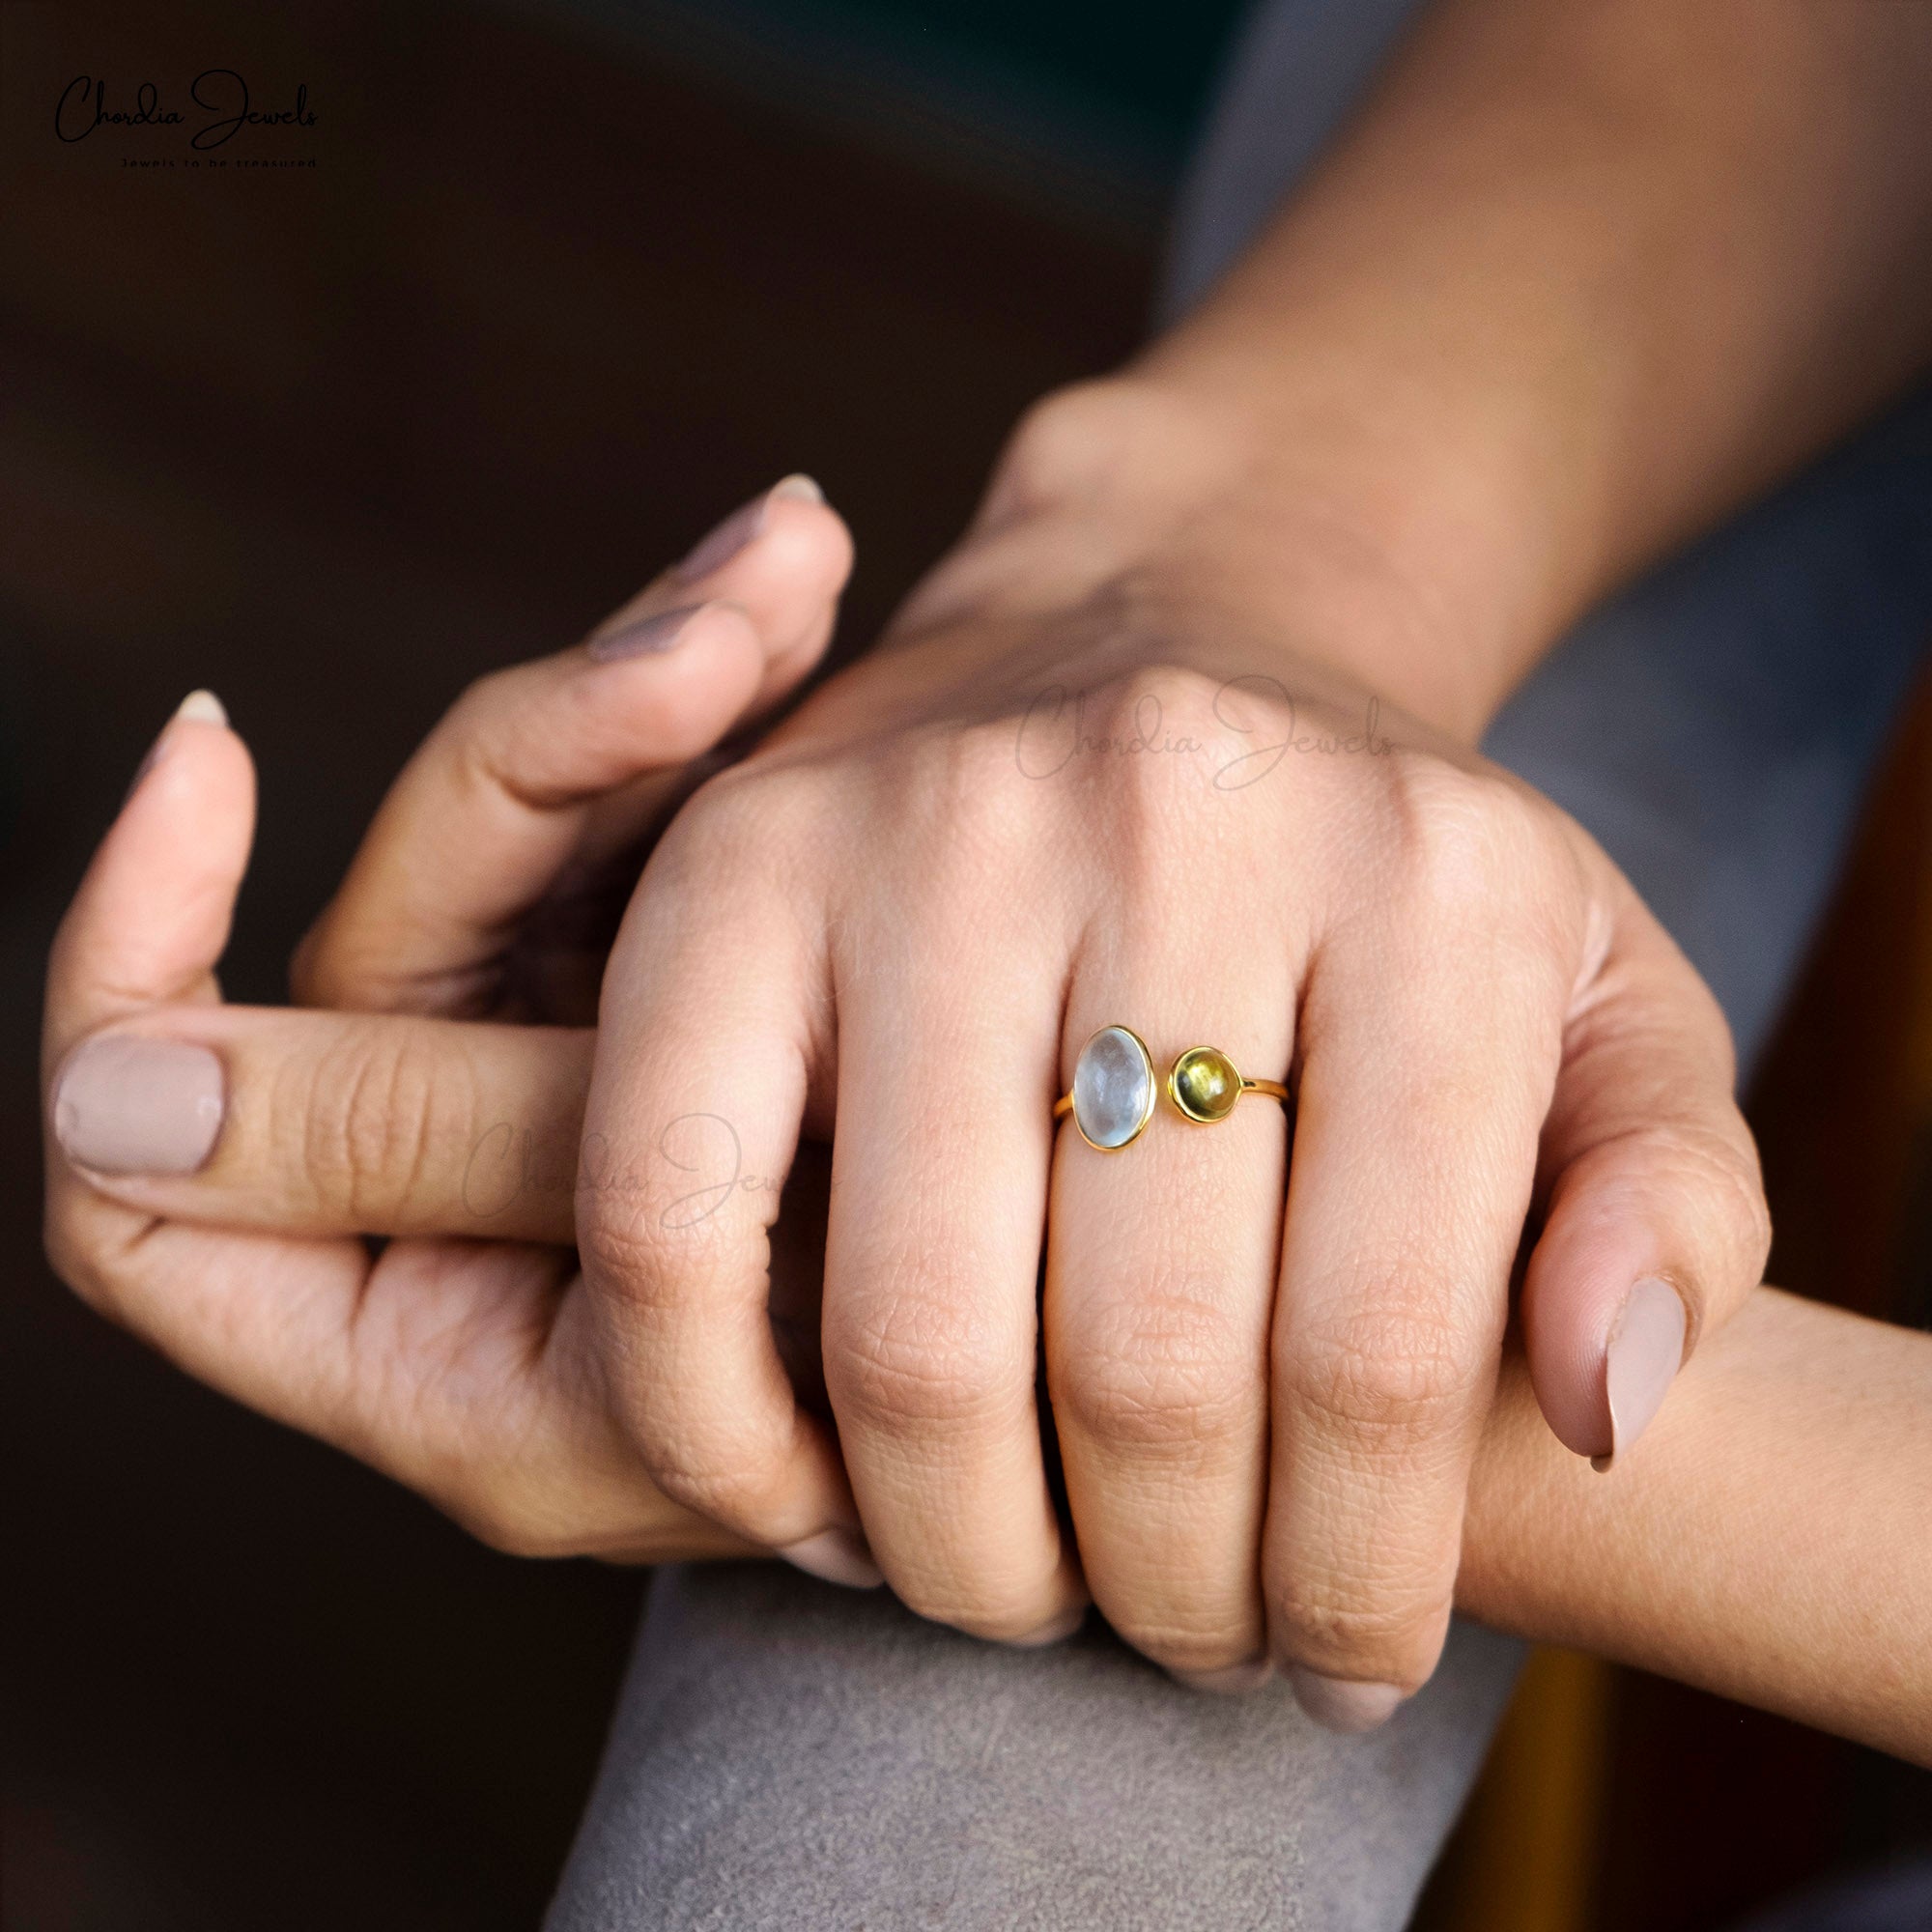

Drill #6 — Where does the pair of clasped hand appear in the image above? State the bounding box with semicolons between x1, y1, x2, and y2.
43;388;1766;1729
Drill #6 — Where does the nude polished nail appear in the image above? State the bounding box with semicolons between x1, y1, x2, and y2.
127;689;228;801
586;602;705;661
53;1036;224;1176
673;473;823;582
779;1528;885;1590
1287;1667;1404;1733
1592;1276;1687;1472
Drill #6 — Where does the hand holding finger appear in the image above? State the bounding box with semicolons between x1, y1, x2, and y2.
43;696;735;1564
296;477;851;1018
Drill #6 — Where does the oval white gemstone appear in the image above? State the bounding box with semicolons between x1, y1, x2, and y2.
1071;1026;1153;1149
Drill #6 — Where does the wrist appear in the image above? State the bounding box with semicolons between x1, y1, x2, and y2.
959;372;1555;745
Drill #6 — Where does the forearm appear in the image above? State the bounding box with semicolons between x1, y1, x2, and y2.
1462;1288;1932;1764
971;0;1932;744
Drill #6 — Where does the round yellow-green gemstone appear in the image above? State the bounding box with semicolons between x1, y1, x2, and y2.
1170;1046;1241;1122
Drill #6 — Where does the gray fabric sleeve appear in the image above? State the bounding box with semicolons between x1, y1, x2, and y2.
547;1563;1522;1932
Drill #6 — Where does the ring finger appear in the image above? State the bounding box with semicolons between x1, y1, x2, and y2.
1045;919;1296;1685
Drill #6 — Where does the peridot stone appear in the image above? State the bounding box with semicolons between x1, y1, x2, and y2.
1170;1046;1240;1122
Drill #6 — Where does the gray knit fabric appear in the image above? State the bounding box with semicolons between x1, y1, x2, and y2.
548;1564;1521;1932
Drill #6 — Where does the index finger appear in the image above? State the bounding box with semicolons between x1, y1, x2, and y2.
294;600;768;1016
297;478;851;1016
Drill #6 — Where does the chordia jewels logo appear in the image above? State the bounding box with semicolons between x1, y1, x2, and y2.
55;68;317;158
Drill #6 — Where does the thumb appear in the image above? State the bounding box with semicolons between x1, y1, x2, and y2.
1522;882;1771;1467
44;691;252;1063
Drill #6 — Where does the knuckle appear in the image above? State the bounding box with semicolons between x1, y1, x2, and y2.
629;1419;781;1529
1283;1295;1487;1451
280;1021;474;1222
1733;1175;1775;1284
1693;1156;1770;1295
1195;667;1307;794
1105;1609;1261;1676
629;1447;730;1523
576;1193;679;1305
890;1578;1044;1645
869;719;1046;887
1055;1279;1263;1456
288;932;414;1015
1676;1117;1772;1269
1381;755;1548;919
1013;659;1255;882
573;1228;795;1529
1611;1115;1774;1305
444;666;518;743
828;1273;1028;1436
652;760;828;896
1089;661;1222;787
433;672;545;806
287;909;387;1012
1270;1578;1447;1683
995;379;1130;496
576;1148;749;1315
694;757;819;842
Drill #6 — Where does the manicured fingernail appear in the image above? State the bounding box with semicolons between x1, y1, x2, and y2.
674;474;822;581
1009;1604;1088;1648
586;603;704;662
1287;1668;1404;1733
1173;1658;1274;1695
779;1529;885;1590
53;1036;225;1176
1591;1276;1687;1472
127;690;228;802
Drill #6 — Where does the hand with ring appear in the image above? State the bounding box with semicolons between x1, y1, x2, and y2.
43;406;1768;1725
561;376;1768;1720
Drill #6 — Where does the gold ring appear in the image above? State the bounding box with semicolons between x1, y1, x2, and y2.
1054;1025;1290;1151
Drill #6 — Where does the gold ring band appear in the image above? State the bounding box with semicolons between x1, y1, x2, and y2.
1055;1026;1290;1151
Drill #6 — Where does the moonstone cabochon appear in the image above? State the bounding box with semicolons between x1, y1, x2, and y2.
1069;1026;1155;1150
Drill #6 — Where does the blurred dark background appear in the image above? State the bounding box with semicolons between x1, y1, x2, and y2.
2;3;1928;1927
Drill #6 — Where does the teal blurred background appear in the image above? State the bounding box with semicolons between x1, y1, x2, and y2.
528;0;1252;229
